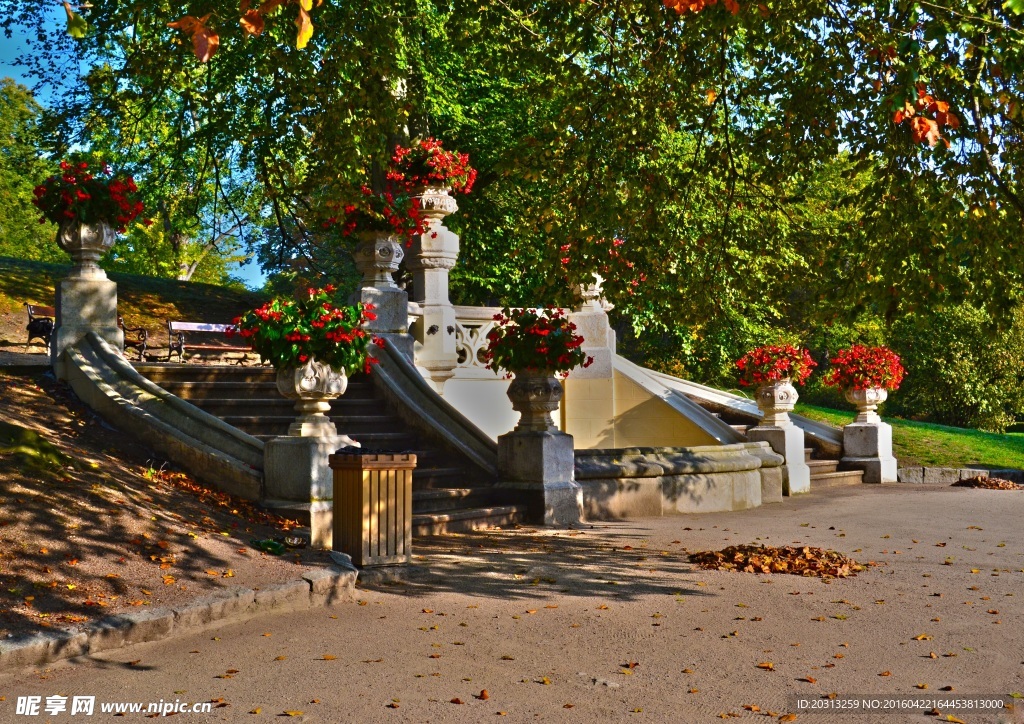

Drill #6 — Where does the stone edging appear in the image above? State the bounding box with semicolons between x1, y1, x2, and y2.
897;467;1024;484
0;564;357;673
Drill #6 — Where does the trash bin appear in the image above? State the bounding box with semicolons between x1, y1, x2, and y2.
329;449;417;566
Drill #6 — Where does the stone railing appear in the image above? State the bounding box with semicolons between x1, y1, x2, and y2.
408;303;504;380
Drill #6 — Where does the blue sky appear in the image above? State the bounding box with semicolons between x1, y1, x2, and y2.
1;14;267;290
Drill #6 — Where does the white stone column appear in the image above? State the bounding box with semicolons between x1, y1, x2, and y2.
563;277;618;448
497;371;583;526
351;232;414;360
51;220;123;380
407;187;460;392
263;361;360;549
840;388;897;483
745;381;811;495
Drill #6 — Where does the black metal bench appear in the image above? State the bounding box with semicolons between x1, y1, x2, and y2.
24;303;54;350
117;317;149;361
166;321;252;363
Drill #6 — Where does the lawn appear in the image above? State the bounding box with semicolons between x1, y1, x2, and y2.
795;402;1024;470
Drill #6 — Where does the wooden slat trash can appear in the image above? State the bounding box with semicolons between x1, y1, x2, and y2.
329;450;417;566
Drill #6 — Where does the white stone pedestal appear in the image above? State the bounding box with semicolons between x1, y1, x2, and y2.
497;431;583;526
408;188;460;392
355;287;414;361
746;425;811;495
841;422;898;483
264;434;353;548
52;277;123;380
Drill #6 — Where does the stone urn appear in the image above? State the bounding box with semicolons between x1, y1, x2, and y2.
57;218;115;279
755;378;798;426
353;231;405;290
411;184;459;227
506;370;563;433
845;387;887;424
276;357;348;437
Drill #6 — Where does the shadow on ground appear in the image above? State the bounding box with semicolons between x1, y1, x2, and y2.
359;525;714;603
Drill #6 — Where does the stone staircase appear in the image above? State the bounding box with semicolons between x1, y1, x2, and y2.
134;364;527;534
717;417;864;490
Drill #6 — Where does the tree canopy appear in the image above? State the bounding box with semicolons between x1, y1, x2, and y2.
3;0;1024;330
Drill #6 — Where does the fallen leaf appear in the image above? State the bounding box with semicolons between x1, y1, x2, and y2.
282;711;303;717
274;656;286;661
451;698;464;704
879;671;891;677
757;662;775;671
478;690;490;700
321;655;337;661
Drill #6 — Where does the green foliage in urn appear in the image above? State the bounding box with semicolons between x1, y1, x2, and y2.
484;307;593;377
735;345;816;388
232;286;377;373
823;345;904;391
387;138;477;193
32;160;147;233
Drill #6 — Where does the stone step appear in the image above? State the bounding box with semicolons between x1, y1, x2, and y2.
412;467;476;488
809;468;864;488
412;487;501;512
730;424;749;434
135;363;278;383
157;380;379;401
807;459;839;475
805;447;814;462
412;504;528;536
210;414;402;434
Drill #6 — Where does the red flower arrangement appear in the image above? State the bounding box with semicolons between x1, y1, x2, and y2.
232;285;380;373
822;345;904;391
736;344;817;387
323;186;427;245
32;160;149;233
484;307;593;377
387;138;477;194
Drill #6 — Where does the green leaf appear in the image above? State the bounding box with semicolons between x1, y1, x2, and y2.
63;2;89;38
1004;0;1024;14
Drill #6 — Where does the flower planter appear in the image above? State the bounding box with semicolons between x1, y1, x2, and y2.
755;379;799;426
411;184;459;225
57;218;115;279
845;387;888;424
276;357;348;437
507;370;563;432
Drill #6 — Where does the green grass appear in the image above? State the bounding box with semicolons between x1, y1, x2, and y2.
795;402;1024;469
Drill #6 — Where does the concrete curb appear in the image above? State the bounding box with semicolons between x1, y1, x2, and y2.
0;563;357;673
897;467;1024;484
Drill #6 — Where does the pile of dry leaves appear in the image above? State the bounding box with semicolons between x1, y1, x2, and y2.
689;544;866;578
952;476;1022;491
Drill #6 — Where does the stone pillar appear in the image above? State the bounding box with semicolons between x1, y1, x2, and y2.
51;220;123;380
745;381;811;495
840;388;897;483
563;276;617;448
263;361;360;549
351;232;414;360
407;186;460;392
497;371;584;526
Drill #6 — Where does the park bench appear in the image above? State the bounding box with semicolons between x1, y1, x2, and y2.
166;320;253;363
24;303;54;350
117;317;150;361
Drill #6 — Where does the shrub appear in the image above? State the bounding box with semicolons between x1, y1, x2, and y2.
886;304;1024;432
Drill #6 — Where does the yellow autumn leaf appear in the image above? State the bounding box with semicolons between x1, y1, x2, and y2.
322;654;337;660
757;662;775;671
295;6;313;49
282;711;303;717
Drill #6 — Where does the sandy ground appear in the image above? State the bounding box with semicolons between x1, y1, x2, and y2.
0;484;1021;723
